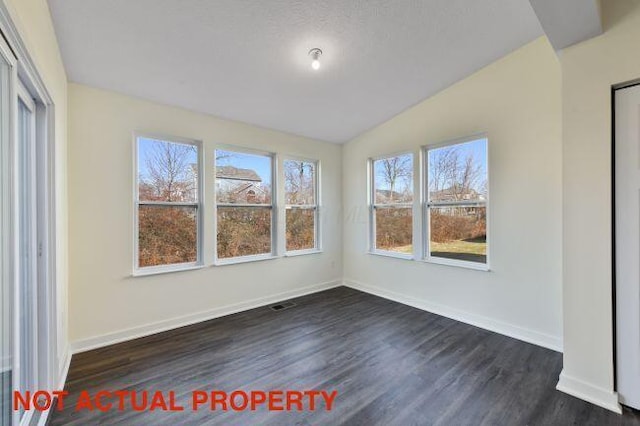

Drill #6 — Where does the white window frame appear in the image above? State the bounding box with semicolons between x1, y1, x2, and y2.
283;156;321;256
133;133;204;275
423;134;490;271
214;145;277;265
368;151;415;260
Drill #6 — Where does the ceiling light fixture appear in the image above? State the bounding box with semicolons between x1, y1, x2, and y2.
309;48;322;70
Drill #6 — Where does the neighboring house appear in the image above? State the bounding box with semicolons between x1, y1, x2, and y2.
216;165;268;203
429;184;485;202
429;184;486;216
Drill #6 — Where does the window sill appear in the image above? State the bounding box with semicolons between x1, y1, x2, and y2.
132;263;204;277
368;250;414;261
285;249;323;257
214;254;279;266
423;256;490;272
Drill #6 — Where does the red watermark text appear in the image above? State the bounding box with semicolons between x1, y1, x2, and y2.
14;389;338;412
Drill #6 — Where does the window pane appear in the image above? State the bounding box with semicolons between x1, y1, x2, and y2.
430;206;486;264
375;207;412;254
286;208;315;251
215;150;272;204
138;137;198;202
217;207;271;258
138;205;197;267
374;153;413;204
428;138;487;203
18;97;35;421
284;160;316;205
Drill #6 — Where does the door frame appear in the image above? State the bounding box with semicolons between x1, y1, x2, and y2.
0;23;17;426
0;3;60;425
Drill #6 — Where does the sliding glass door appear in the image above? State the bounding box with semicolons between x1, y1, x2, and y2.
0;39;45;426
0;36;15;426
0;20;55;426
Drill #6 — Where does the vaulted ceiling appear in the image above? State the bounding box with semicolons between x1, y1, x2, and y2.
48;0;545;143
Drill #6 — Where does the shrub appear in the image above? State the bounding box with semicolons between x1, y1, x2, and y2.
430;208;486;243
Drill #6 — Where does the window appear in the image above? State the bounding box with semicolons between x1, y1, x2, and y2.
284;159;319;252
215;149;274;260
426;137;488;266
370;153;413;256
135;136;201;271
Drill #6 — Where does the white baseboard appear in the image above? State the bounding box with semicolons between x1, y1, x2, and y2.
57;348;72;390
71;279;342;354
36;348;72;426
556;369;622;414
343;278;563;352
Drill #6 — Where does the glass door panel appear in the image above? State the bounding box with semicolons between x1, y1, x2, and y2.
16;85;37;424
0;43;13;426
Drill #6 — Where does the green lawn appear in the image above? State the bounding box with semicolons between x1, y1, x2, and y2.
381;239;486;259
431;239;486;256
394;244;413;254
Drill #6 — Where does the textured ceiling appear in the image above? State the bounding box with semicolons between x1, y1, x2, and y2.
48;0;543;143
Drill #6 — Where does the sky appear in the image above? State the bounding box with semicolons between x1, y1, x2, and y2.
428;137;488;191
137;138;272;183
137;137;198;181
374;152;414;192
139;136;487;189
374;137;488;192
215;149;272;182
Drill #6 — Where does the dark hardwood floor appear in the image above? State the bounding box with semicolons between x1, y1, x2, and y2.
51;287;640;425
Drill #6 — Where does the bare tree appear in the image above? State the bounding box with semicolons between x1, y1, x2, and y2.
144;141;197;202
284;161;314;204
429;147;485;201
429;147;458;194
378;155;412;202
460;154;482;194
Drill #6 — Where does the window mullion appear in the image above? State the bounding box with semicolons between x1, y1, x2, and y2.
138;201;199;207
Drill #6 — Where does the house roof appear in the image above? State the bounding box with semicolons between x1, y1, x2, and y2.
216;165;262;182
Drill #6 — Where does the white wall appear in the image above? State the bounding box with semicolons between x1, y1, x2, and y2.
558;0;640;413
3;0;69;383
68;83;343;348
342;37;563;350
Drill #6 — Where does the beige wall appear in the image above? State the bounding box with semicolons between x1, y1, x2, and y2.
68;83;343;348
3;0;69;379
558;0;640;412
342;37;563;350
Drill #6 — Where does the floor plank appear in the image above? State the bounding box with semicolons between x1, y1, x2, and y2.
50;287;640;425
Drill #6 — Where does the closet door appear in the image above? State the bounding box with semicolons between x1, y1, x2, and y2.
615;83;640;409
